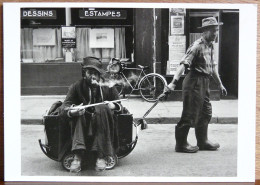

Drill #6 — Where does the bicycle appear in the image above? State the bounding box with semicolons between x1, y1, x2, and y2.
107;58;167;102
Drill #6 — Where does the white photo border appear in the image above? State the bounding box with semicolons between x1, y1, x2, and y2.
4;2;257;182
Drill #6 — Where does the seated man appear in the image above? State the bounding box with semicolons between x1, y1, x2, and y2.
59;57;122;173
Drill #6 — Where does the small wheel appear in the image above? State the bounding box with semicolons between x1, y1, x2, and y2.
109;74;124;95
139;74;166;102
105;155;118;170
62;153;74;171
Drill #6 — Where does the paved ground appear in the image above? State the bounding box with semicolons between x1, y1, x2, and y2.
21;124;237;177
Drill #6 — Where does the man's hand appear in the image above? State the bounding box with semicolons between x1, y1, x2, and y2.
220;84;227;96
69;104;85;117
164;83;176;93
104;101;116;110
159;83;175;101
158;93;167;100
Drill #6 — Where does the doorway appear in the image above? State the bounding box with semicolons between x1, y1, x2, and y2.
220;11;239;99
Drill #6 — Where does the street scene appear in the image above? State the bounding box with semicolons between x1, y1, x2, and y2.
21;96;238;177
18;5;240;179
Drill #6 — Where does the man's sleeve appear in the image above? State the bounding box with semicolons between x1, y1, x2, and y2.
58;84;78;119
180;44;198;68
212;46;218;67
109;87;123;113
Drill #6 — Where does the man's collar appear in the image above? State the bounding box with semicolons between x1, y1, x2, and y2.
201;37;213;47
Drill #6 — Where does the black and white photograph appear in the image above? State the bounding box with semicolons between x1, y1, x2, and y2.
3;2;257;183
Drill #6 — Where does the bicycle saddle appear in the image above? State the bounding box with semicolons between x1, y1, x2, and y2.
138;65;149;70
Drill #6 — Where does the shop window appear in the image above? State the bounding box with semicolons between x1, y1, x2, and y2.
75;27;126;63
71;8;133;64
21;28;63;63
20;8;132;63
20;27;126;63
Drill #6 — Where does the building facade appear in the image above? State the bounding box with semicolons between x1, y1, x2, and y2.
21;8;239;100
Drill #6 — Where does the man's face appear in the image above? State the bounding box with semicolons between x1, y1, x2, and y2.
85;68;100;86
204;26;219;42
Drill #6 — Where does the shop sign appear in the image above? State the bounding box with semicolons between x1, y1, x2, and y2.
79;10;127;19
62;27;76;48
170;8;185;15
170;15;184;35
22;9;57;19
166;61;181;75
167;35;186;75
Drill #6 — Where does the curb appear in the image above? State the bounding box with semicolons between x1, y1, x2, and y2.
21;117;238;125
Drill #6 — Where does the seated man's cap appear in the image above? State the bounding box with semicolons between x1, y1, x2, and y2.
82;57;105;74
198;17;223;29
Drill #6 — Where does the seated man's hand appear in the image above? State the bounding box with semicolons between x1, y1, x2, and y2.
69;108;85;117
104;101;116;110
68;103;85;117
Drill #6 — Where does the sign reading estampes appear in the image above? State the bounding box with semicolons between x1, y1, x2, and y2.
79;10;127;19
22;10;57;19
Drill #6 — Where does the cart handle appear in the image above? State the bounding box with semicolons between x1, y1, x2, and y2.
69;99;127;110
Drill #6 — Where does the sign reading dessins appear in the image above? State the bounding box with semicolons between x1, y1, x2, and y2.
79;9;127;19
21;9;57;19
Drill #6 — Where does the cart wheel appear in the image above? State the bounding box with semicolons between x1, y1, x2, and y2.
62;153;74;171
105;155;118;170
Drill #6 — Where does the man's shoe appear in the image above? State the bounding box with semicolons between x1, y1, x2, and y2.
95;158;106;172
175;125;199;153
198;140;220;150
70;158;81;173
195;124;220;151
175;143;199;153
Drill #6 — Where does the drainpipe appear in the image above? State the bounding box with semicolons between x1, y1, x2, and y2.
153;8;156;73
66;8;71;26
64;8;73;62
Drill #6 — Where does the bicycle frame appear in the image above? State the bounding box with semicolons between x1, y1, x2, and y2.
119;67;147;94
108;60;167;101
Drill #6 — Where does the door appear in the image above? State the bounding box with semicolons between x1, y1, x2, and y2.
220;11;239;98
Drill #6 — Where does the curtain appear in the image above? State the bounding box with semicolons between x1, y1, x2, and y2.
21;27;126;63
21;28;63;63
76;27;126;62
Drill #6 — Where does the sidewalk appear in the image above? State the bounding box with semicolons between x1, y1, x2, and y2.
21;95;238;124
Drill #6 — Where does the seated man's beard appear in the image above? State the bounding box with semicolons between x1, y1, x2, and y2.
90;76;99;86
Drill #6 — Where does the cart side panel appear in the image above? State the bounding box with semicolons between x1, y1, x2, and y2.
44;115;71;161
117;114;133;156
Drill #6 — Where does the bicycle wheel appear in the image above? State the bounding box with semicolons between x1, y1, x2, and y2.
139;73;167;102
109;73;125;96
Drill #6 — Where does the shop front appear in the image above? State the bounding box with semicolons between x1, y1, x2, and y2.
21;8;134;95
153;8;239;100
21;7;238;100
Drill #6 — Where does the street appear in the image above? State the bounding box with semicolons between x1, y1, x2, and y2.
21;123;237;177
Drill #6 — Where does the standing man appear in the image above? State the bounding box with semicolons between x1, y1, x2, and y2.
164;17;227;153
59;57;122;172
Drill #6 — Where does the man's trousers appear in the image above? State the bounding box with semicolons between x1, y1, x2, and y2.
70;105;118;158
177;71;212;128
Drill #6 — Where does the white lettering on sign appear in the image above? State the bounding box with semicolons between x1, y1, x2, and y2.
22;10;55;18
83;10;123;18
